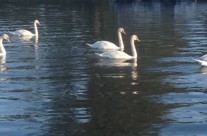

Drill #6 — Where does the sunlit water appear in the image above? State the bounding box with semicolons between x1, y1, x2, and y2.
0;0;207;136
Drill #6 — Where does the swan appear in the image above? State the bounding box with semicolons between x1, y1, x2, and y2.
10;20;40;38
0;34;10;57
95;35;140;59
87;27;126;50
193;54;207;66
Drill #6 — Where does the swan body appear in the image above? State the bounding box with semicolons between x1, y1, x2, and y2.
87;41;120;50
96;50;133;59
10;20;40;38
13;30;34;36
194;54;207;66
95;35;140;59
87;27;126;50
0;34;10;57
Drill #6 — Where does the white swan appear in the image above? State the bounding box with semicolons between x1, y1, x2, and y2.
10;20;40;38
0;34;10;57
95;35;140;59
87;27;126;50
193;54;207;66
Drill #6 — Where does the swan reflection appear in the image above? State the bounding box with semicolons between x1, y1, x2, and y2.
0;55;7;72
200;67;207;74
94;58;139;81
95;58;137;68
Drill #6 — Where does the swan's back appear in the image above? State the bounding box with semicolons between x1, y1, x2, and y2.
201;54;207;61
97;50;132;59
194;59;207;66
89;41;120;50
14;29;34;36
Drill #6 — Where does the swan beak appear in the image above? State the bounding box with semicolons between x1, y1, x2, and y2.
7;38;10;43
123;31;126;35
137;37;141;42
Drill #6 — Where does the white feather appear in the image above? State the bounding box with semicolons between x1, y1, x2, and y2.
87;28;126;50
193;58;207;66
95;35;140;60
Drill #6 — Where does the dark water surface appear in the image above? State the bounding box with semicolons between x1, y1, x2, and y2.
0;0;207;136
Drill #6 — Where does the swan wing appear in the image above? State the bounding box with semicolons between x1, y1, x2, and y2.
97;51;132;59
89;41;119;50
201;54;207;60
193;58;207;66
14;29;34;36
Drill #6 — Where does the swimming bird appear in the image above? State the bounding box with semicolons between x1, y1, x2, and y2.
87;27;126;50
10;20;40;38
95;35;140;59
193;54;207;66
0;34;10;57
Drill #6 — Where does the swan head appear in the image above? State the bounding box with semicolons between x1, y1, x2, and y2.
132;35;140;42
118;27;126;35
2;34;10;43
34;20;40;25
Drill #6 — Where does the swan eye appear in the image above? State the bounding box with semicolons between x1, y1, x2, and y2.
120;28;126;34
6;37;10;42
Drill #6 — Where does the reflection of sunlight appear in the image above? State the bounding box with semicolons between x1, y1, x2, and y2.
69;79;88;100
158;92;207;122
164;73;207;90
158;92;207;135
71;107;91;123
120;91;140;95
157;92;207;104
131;68;139;81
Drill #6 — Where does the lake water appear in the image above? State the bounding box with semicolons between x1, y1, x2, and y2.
0;0;207;135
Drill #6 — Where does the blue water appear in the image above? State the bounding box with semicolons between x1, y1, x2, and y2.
0;0;207;136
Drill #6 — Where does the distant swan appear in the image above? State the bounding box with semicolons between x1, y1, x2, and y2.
10;20;40;38
193;54;207;66
0;34;10;57
87;27;126;50
95;35;140;59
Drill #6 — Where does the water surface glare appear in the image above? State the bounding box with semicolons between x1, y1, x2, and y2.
0;0;207;136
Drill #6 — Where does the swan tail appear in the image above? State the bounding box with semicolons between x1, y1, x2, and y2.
8;31;20;36
95;53;102;57
193;58;207;66
8;31;16;35
86;43;92;47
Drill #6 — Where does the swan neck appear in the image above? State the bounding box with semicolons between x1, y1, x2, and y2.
0;38;6;55
131;38;137;58
34;22;38;38
118;31;124;50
